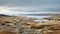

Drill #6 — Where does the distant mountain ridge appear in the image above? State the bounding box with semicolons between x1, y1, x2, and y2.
0;14;11;17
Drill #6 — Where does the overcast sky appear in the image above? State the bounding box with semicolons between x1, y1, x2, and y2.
0;0;60;15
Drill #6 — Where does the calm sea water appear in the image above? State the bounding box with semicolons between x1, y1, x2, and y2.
15;14;51;22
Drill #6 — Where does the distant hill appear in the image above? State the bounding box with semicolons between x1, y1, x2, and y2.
0;14;11;17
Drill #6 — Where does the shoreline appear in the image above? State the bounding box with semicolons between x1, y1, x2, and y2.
0;14;60;34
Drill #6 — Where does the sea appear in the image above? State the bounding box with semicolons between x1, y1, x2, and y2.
14;14;52;22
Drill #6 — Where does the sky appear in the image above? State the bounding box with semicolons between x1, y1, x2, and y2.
0;0;60;15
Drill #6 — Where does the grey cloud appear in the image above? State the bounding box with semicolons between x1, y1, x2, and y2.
0;0;60;7
0;0;35;6
47;8;60;12
0;0;60;13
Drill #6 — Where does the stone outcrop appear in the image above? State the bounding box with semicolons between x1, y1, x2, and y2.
0;31;15;34
0;16;60;34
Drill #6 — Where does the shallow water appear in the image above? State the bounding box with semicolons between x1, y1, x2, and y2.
17;14;52;22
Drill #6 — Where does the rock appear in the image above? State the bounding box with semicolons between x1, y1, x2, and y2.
0;31;15;34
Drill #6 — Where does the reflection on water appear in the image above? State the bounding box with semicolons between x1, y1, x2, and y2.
18;14;51;22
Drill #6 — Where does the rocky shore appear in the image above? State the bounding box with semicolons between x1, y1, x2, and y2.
0;14;60;34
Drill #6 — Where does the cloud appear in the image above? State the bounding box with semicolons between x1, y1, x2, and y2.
0;0;60;7
0;6;17;15
0;5;59;15
0;6;40;15
0;0;60;15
